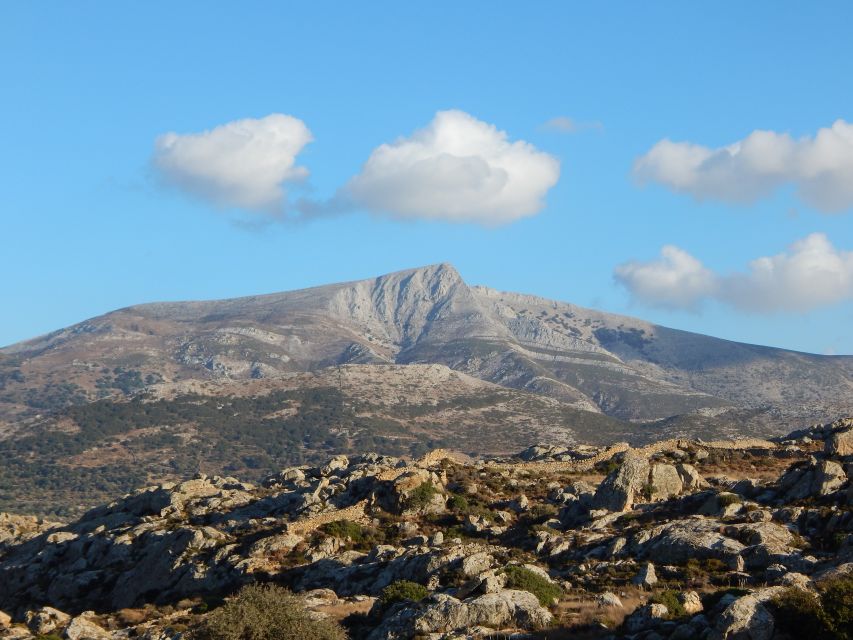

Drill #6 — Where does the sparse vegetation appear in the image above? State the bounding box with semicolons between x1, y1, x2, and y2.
502;565;562;607
194;584;346;640
380;580;429;605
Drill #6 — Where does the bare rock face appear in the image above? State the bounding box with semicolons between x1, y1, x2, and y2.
632;517;745;566
781;458;848;500
593;452;650;511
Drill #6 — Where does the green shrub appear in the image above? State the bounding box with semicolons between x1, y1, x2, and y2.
502;565;562;607
769;588;827;639
447;494;469;512
650;590;686;619
380;580;429;605
820;574;853;639
36;635;64;640
195;583;346;640
320;519;365;542
406;482;439;510
717;493;742;507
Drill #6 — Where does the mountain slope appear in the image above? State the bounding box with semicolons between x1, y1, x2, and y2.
1;263;850;431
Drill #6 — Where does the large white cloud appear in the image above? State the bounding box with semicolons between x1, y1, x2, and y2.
615;233;853;313
154;114;313;212
633;120;853;213
342;110;560;224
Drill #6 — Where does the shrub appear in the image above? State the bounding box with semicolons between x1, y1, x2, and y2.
195;583;346;640
717;493;742;508
769;588;827;639
819;574;853;639
380;580;429;605
320;520;364;542
406;482;439;510
447;494;469;512
650;590;686;619
502;565;562;607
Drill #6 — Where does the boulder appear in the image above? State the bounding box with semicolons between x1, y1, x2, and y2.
592;451;650;511
633;562;658;588
648;464;683;501
625;603;668;633
679;591;703;615
64;615;110;640
0;610;12;628
827;427;853;457
708;590;781;640
676;464;708;491
26;607;71;635
596;592;623;608
632;517;745;566
367;589;552;640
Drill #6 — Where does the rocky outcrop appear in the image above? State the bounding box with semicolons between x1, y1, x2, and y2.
592;452;650;511
366;589;552;639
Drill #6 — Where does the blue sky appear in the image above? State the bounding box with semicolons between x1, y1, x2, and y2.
1;2;852;354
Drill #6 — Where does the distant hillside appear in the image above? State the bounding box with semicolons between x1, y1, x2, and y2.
0;264;850;514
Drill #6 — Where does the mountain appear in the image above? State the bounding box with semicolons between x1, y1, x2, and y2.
0;263;850;515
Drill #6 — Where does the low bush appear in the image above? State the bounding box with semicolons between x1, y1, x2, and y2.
717;493;742;508
319;520;365;542
650;589;686;619
380;580;429;605
194;583;346;640
820;574;853;639
447;494;469;512
406;482;439;510
502;565;562;607
768;588;826;639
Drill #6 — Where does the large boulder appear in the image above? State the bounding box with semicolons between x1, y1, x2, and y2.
780;459;848;501
632;517;745;566
648;463;684;501
708;588;783;640
592;452;650;512
625;603;668;633
633;562;658;588
826;425;853;457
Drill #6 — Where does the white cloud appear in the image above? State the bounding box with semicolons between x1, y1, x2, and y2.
615;233;853;313
614;245;718;311
722;233;853;312
343;110;560;224
633;120;853;213
542;116;603;134
154;114;313;212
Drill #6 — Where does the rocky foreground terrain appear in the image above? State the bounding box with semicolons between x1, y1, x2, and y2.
2;418;853;639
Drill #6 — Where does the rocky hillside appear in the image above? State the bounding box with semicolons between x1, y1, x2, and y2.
2;264;850;429
1;418;852;639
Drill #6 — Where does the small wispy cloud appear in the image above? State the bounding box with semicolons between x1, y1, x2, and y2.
541;116;603;134
615;233;853;313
